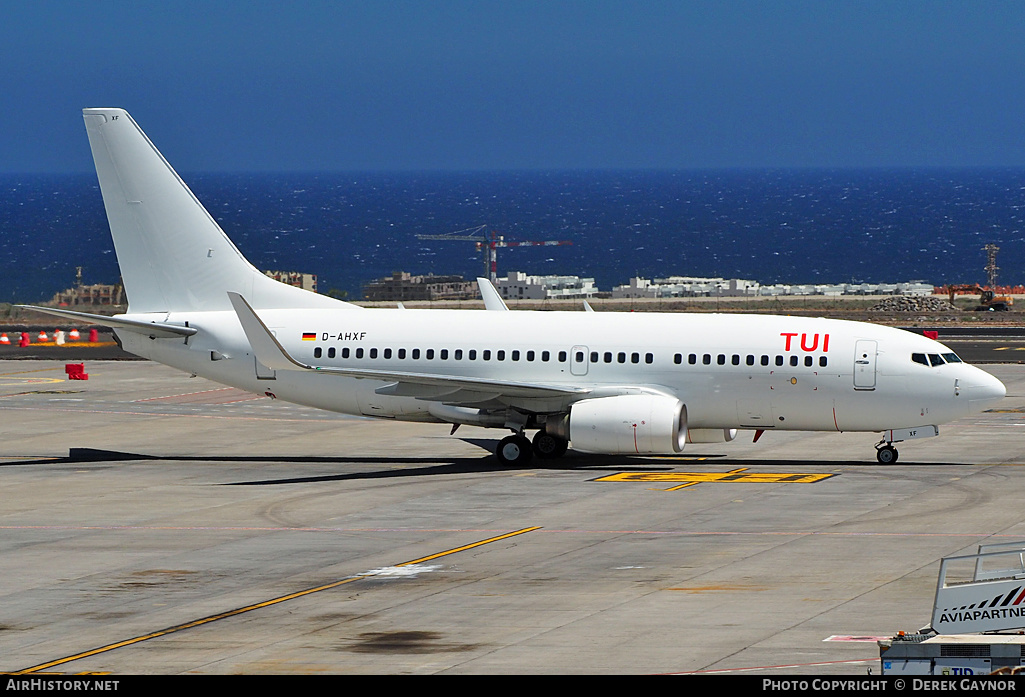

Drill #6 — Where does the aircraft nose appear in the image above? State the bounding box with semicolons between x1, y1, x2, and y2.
966;369;1006;412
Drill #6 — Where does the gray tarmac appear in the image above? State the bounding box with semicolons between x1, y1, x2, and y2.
2;359;1025;675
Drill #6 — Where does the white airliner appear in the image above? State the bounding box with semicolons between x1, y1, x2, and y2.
22;108;1007;466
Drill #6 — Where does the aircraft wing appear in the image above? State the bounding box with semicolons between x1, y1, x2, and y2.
227;292;588;400
16;305;197;339
476;277;509;311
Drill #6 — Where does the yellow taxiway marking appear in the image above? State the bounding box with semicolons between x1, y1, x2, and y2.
0;377;66;387
13;526;541;674
0;368;67;387
0;368;64;376
596;467;836;491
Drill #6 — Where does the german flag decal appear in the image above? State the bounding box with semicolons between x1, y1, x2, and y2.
302;332;317;341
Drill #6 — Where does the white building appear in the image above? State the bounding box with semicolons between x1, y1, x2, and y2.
496;271;599;300
612;276;760;299
756;281;934;297
612;276;934;299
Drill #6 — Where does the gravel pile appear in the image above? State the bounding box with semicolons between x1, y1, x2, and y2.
868;296;961;312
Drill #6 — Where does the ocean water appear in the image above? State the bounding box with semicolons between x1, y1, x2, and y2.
2;169;1024;303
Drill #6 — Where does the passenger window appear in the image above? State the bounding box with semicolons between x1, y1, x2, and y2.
689;354;697;365
342;347;350;359
484;350;492;360
592;351;600;363
703;354;711;365
412;348;420;359
761;355;769;366
356;348;364;359
454;349;463;360
426;349;434;359
604;352;612;363
618;352;627;364
469;349;476;360
746;355;755;366
804;355;813;367
384;348;392;359
314;347;322;358
440;349;448;360
527;351;535;361
789;355;798;367
674;353;682;365
631;352;639;364
645;353;653;364
542;351;550;362
819;356;828;367
497;350;505;361
370;348;378;359
559;351;567;362
717;354;726;365
776;355;784;366
911;353;928;366
398;348;406;359
731;354;740;366
328;347;336;358
512;350;520;361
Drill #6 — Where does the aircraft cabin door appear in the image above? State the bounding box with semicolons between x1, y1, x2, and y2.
570;345;589;376
853;340;877;390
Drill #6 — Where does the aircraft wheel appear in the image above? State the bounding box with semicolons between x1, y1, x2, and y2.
496;434;533;467
532;430;568;459
876;445;898;464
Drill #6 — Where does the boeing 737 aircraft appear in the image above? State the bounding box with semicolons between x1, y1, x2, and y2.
22;109;1007;466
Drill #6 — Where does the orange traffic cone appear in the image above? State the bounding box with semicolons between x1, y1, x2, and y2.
68;328;80;341
0;333;9;345
37;331;49;342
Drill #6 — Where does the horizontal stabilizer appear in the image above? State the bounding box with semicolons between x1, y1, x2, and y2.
16;305;197;339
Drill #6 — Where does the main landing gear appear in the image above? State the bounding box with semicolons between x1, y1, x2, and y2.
875;441;899;464
496;433;532;467
495;430;569;467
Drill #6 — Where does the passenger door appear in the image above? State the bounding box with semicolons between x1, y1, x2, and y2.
853;340;877;390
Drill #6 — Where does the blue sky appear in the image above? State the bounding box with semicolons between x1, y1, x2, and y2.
3;1;1025;173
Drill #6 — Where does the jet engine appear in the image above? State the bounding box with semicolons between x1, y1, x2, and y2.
548;394;687;454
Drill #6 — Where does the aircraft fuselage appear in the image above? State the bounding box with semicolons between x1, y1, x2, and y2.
119;308;1000;435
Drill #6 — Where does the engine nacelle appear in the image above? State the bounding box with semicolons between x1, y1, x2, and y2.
686;428;738;444
555;394;687;454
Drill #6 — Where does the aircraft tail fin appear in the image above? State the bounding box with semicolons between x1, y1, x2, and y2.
82;108;357;313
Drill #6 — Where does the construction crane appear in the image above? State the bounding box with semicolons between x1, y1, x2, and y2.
416;225;572;283
984;243;1000;288
942;244;1014;311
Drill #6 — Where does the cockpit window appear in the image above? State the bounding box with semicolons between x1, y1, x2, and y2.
913;351;962;367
